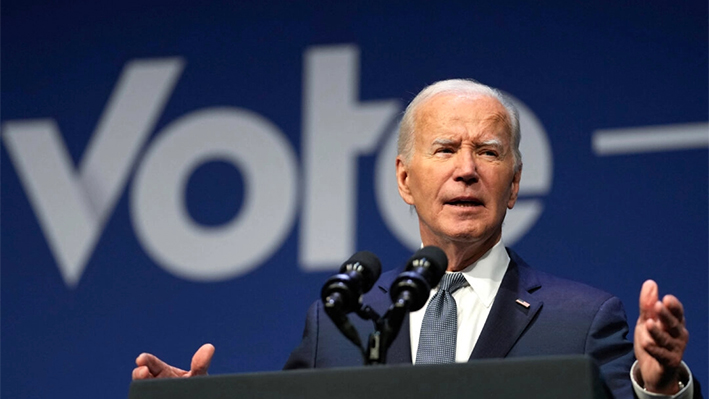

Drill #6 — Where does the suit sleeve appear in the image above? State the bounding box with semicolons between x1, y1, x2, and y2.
283;301;319;369
584;295;637;399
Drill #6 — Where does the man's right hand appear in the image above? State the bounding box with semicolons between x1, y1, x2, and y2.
132;343;215;380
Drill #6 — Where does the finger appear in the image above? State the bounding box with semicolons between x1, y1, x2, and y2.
646;319;678;349
189;343;215;376
644;318;687;363
136;353;172;377
638;280;658;320
636;318;658;348
643;341;683;369
640;316;687;349
655;302;686;338
661;295;685;324
634;326;675;368
132;365;153;380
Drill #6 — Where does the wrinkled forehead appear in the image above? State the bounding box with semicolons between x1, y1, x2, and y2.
413;93;513;140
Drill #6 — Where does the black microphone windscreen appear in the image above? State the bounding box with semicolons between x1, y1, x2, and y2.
340;250;382;293
387;246;448;312
408;246;447;286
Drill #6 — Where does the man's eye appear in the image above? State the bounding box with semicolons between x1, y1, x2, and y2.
482;150;499;157
436;148;454;154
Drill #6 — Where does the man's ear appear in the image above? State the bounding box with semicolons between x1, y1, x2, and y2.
507;164;522;209
396;156;415;205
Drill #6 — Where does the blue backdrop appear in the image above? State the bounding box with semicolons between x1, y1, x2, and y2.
2;1;707;398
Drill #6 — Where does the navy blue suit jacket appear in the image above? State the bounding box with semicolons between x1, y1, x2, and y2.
284;249;636;398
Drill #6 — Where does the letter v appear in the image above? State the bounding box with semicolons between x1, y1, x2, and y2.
2;58;184;288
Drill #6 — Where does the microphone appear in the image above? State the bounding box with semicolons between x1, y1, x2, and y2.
320;251;382;314
389;246;448;312
366;246;447;363
320;251;382;351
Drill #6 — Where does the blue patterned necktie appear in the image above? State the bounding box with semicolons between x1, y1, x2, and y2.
415;272;468;364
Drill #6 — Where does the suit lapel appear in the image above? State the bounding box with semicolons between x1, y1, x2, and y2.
469;251;543;360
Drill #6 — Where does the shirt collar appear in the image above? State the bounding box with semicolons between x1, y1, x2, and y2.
458;239;509;308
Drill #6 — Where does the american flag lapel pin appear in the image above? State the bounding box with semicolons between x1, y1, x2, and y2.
515;299;531;308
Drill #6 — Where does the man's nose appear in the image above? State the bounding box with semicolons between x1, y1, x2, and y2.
453;150;478;183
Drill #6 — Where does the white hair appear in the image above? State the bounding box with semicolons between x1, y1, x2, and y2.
397;79;522;172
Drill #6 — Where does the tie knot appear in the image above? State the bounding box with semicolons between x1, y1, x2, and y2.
438;272;467;294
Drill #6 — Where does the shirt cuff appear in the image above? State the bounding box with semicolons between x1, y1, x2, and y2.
630;361;693;399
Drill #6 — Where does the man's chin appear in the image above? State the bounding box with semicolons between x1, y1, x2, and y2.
447;233;488;244
420;217;500;246
438;228;496;244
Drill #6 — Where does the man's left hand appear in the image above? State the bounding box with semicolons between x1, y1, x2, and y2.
634;280;689;394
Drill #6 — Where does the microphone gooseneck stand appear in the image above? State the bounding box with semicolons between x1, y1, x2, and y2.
323;297;409;365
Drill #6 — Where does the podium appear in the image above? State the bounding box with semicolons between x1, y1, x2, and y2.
128;355;612;399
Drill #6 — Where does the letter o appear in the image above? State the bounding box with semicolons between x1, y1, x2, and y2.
131;107;299;281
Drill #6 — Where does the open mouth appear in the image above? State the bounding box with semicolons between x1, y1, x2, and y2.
446;198;483;207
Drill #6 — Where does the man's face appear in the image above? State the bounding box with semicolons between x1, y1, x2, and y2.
396;93;521;247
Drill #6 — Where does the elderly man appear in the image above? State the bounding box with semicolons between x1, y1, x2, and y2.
133;79;699;399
